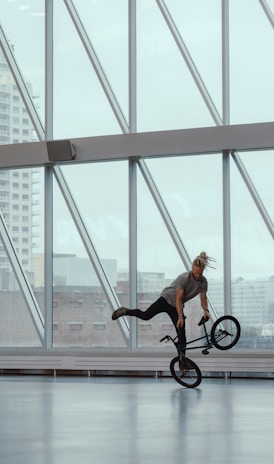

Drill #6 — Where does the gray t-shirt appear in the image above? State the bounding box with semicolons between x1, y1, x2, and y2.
160;271;208;308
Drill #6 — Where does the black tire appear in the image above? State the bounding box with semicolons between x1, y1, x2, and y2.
211;315;241;350
170;356;202;388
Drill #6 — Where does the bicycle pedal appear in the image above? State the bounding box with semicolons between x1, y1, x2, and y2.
202;349;210;355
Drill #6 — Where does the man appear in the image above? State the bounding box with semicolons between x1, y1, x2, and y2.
112;251;215;351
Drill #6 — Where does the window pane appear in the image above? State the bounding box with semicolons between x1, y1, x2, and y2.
230;157;274;349
0;0;45;127
53;162;129;348
53;1;122;138
137;0;216;132
74;0;128;120
136;154;223;348
230;0;274;124
0;51;40;145
0;167;44;347
165;0;222;117
239;150;274;220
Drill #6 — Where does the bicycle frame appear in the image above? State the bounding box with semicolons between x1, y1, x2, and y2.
160;315;240;388
177;321;213;354
160;318;213;355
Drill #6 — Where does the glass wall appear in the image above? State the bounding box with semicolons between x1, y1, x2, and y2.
0;150;273;350
0;1;273;353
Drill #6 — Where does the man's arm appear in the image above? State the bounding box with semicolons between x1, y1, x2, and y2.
201;291;210;318
176;288;185;328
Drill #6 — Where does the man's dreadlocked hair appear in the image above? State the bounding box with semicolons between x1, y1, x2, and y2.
192;251;216;269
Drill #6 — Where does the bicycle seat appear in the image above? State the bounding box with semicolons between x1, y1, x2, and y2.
198;316;209;326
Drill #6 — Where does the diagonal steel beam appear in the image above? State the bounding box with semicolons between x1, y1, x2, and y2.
259;0;274;29
155;0;223;126
0;25;45;141
63;0;129;134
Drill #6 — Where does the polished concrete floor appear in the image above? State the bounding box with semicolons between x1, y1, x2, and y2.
0;374;274;464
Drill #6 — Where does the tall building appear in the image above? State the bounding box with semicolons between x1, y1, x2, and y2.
0;48;39;288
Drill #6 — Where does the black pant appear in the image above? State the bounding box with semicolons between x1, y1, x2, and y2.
125;297;186;351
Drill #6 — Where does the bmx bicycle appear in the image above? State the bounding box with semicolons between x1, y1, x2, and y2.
160;315;241;388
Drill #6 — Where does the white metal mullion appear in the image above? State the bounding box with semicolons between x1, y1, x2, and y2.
128;4;138;349
232;151;274;240
259;0;274;28
63;0;129;134
0;212;44;342
129;159;138;349
45;0;54;140
0;25;45;141
222;151;232;316
129;0;137;133
53;165;129;341
44;0;54;349
44;166;54;348
155;0;223;126
222;0;230;125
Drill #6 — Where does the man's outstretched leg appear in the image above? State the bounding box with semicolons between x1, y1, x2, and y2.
112;297;176;322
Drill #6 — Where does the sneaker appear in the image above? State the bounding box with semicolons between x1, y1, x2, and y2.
112;307;128;320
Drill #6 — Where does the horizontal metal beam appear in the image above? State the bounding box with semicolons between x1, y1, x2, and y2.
0;122;274;168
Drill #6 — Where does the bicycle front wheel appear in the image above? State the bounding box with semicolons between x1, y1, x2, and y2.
211;315;241;350
170;356;202;388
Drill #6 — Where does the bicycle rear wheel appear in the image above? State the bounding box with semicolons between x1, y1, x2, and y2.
211;315;241;350
170;356;202;388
